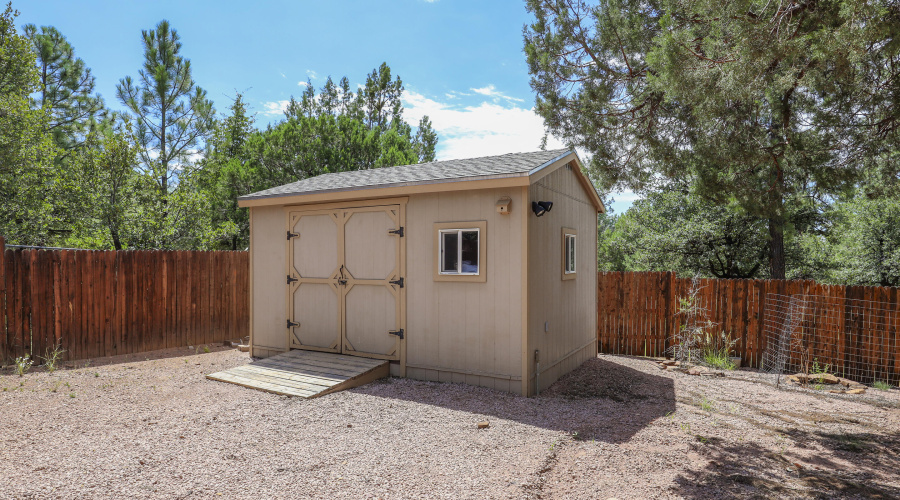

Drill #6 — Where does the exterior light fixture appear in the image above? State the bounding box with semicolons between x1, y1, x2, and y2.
531;201;553;217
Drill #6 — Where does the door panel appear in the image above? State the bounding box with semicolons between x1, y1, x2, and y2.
290;283;341;350
344;210;397;280
343;284;399;357
292;214;338;279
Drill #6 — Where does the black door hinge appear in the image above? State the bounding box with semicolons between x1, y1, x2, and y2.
287;231;299;240
287;275;298;285
287;319;299;329
388;328;404;339
388;227;404;237
389;277;404;288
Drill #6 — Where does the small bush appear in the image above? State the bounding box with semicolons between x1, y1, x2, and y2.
14;355;33;377
42;343;66;373
872;381;893;391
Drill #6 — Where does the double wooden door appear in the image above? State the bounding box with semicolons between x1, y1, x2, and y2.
286;200;406;367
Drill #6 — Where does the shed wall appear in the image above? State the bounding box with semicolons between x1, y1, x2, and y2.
249;205;289;357
404;188;526;394
526;164;599;395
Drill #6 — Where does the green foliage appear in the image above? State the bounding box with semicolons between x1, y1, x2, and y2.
700;333;737;371
606;188;768;278
64;118;144;249
525;0;900;279
2;14;435;251
24;23;105;151
196;65;437;250
0;2;59;245
872;381;893;391
830;196;900;287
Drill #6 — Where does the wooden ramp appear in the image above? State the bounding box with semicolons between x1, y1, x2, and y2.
206;349;389;398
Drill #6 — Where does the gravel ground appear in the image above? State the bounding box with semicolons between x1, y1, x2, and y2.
1;348;898;499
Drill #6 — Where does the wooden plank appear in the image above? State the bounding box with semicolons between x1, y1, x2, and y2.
254;356;382;377
284;350;388;369
223;366;335;391
226;365;339;389
207;371;316;397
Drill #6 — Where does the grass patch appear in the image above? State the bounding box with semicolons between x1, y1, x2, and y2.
872;380;893;391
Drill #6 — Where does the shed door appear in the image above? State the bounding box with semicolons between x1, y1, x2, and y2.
287;202;405;365
342;206;403;360
286;210;342;353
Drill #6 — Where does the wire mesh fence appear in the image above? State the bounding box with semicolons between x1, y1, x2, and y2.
761;293;900;386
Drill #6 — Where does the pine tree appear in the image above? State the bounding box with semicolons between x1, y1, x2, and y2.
116;20;214;199
24;24;105;151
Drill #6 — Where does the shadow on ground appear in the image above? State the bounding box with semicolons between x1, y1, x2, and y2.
355;356;675;444
670;422;900;498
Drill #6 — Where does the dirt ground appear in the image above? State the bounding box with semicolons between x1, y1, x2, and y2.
1;347;898;499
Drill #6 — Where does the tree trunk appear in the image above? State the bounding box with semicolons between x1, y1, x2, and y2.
768;217;786;279
110;225;122;251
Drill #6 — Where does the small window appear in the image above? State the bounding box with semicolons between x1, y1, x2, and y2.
562;228;577;280
440;228;480;275
434;221;487;282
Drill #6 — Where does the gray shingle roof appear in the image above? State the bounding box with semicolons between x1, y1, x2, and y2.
239;149;573;200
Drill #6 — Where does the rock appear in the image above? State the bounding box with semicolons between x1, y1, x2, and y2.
661;360;677;367
477;421;490;429
238;345;250;353
847;388;866;395
347;424;352;428
793;373;840;384
656;363;669;370
687;366;708;376
828;390;845;394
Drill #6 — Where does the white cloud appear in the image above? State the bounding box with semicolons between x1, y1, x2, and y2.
470;84;524;103
306;69;319;80
402;90;565;161
261;100;291;116
298;81;308;87
279;72;286;78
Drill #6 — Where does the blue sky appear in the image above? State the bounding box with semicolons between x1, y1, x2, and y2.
15;0;635;213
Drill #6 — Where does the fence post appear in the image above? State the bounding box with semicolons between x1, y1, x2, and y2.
0;236;5;362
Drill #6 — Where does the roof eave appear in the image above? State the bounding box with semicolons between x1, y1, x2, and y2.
237;173;533;208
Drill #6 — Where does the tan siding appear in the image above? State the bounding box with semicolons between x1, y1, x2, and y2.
405;188;524;387
250;206;289;352
526;164;599;395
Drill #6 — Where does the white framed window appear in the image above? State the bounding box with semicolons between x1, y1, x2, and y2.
433;221;487;282
562;228;577;280
439;228;480;275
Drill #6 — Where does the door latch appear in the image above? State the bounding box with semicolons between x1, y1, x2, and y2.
287;319;299;329
388;329;404;339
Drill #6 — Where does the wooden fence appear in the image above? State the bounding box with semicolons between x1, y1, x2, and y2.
597;272;900;382
0;236;249;363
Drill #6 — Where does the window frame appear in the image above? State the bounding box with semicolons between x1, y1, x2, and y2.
562;227;577;280
433;221;487;282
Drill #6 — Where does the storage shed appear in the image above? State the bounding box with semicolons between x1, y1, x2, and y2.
237;149;605;396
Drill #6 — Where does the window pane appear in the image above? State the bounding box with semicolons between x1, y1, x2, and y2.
441;231;459;273
460;230;479;273
569;236;576;272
